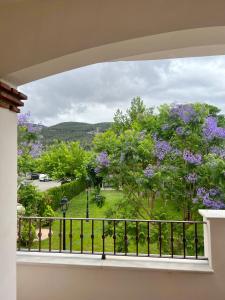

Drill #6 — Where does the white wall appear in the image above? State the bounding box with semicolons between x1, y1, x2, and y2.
16;260;218;300
17;211;225;300
0;108;17;300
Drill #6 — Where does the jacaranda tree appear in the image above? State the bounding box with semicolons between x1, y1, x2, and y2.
93;98;225;221
17;112;43;177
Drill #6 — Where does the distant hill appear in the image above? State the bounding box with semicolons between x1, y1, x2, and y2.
40;122;112;147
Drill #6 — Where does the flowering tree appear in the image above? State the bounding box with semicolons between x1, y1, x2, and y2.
18;112;43;176
93;98;225;221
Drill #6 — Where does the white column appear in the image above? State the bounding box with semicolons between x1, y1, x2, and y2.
199;209;225;271
0;108;17;300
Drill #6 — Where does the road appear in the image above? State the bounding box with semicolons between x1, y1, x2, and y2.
31;180;61;192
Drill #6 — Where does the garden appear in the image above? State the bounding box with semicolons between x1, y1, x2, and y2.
17;98;225;257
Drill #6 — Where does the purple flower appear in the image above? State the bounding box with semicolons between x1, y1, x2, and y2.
17;112;30;126
144;165;154;178
185;172;198;183
170;104;196;123
209;188;219;196
171;148;182;156
197;187;206;197
138;130;146;141
202;193;210;203
216;127;225;139
29;142;42;158
96;151;110;167
202;117;218;140
183;150;202;165
161;124;170;131
210;146;225;159
195;187;225;209
192;198;198;204
152;133;158;142
212;201;225;209
155;140;172;160
94;167;101;174
27;123;41;134
203;116;225;140
176;127;184;135
203;198;225;209
17;149;23;156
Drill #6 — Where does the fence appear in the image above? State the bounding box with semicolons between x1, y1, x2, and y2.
17;216;206;260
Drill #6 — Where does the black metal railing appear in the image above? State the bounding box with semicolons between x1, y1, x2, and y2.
17;217;206;260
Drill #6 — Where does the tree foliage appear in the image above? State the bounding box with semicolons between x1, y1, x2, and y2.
17;112;42;176
38;141;90;181
93;98;225;221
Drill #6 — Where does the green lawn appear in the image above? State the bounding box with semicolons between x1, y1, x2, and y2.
33;190;128;254
27;190;204;257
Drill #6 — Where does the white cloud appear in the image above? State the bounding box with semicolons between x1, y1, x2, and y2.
19;56;225;126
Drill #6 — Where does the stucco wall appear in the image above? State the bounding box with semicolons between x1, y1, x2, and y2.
16;260;219;300
17;211;225;300
2;1;225;85
0;108;17;300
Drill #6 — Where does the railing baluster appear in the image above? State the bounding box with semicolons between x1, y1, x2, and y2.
147;221;150;256
102;220;106;259
28;218;32;252
16;217;205;261
48;219;52;252
91;220;94;254
38;219;42;252
183;222;186;258
80;219;83;254
159;222;162;257
113;220;116;255
195;223;198;259
18;218;21;251
69;219;73;253
59;219;62;252
136;221;139;256
171;222;174;258
124;221;128;255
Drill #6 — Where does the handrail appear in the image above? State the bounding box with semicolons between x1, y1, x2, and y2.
17;216;206;260
19;216;206;224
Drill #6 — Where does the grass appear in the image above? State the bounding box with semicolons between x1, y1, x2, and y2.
27;190;204;257
32;190;126;253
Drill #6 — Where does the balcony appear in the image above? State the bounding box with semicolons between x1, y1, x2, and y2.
16;210;225;300
17;216;206;260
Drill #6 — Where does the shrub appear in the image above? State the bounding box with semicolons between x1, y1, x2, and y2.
46;179;86;210
92;193;105;208
41;205;55;226
20;221;36;247
43;205;55;218
18;184;43;216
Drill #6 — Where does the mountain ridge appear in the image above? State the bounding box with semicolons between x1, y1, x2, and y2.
40;121;112;147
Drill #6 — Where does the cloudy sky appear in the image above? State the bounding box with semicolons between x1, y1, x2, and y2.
19;55;225;126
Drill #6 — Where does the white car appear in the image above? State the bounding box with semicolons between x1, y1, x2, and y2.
39;174;50;182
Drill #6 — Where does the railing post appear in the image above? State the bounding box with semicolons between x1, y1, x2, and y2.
199;209;225;270
63;213;66;251
0;107;17;300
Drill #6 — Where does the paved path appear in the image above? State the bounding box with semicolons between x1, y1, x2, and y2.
32;180;61;192
34;229;52;241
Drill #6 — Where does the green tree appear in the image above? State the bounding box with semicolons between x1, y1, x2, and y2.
17;112;42;176
93;98;225;221
38;141;90;181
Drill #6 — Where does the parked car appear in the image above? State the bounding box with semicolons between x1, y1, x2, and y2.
27;172;39;180
60;178;72;185
39;174;51;182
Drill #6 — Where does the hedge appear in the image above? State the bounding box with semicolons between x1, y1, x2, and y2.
46;179;86;210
